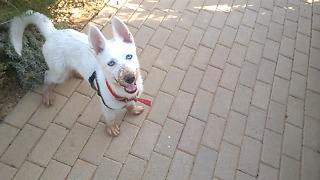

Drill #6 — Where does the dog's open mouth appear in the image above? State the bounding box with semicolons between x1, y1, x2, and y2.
124;83;137;94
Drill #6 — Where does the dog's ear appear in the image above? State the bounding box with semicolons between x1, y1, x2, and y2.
88;25;106;55
112;16;134;44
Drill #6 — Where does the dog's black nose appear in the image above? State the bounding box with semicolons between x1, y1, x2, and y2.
124;74;135;84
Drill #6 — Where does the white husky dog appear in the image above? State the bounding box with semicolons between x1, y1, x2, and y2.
10;10;150;136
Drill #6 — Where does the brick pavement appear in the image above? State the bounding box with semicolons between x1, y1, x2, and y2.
1;0;320;179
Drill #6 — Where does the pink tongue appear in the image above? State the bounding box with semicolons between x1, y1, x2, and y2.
125;84;137;92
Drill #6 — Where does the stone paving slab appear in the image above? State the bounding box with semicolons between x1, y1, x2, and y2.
1;0;320;179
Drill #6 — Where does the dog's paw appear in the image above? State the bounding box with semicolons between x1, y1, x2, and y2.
107;123;120;137
43;94;54;107
128;105;144;115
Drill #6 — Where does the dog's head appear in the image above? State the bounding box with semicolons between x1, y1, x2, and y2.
88;17;142;96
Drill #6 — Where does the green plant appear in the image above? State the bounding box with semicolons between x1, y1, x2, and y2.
0;61;10;86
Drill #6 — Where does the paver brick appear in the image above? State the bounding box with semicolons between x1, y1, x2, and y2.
280;36;295;59
238;61;258;88
223;111;247;147
130;120;161;160
166;26;188;49
238;136;262;177
286;96;304;128
167;150;194;180
218;25;237;48
236;171;256;180
92;158;122;180
245;106;267;141
1;124;43;168
178;116;205;155
210;11;228;29
256;8;272;26
143;67;166;97
114;6;135;22
300;2;312;19
53;123;92;166
171;0;190;12
104;121;139;163
54;78;81;97
144;9;166;29
219;63;241;91
235;25;253;46
173;45;195;70
155;118;183;158
190;146;217;180
4;91;42;128
127;8;150;28
53;92;90;128
148;92;174;125
258;163;279;180
40;160;71;180
14;161;43;180
286;5;299;22
275;55;292;80
308;67;320;93
283;20;297;39
149;27;171;49
232;0;247;12
191;45;213;71
160;67;185;96
160;10;181;30
271;76;290;104
193;10;213;29
186;0;205;13
257;59;276;84
279;155;300;180
134;25;155;48
305;90;320;119
313;13;320;31
77;95;103;128
139;45;160;72
303;116;320;151
263;39;280;62
177;10;197;30
292;51;308;76
242;9;258;28
310;47;320;70
180;66;204;94
67;159;96;180
91;6;117;26
289;72;306;100
0;123;19;156
79;122;112;165
184;26;205;49
0;162;17;180
251;23;268;44
226;10;244;28
301;147;320;180
190;89;213;122
76;80;95;98
282;123;302;160
142;152;171;180
246;41;264;65
296;33;311;55
156;0;175;9
214;141;240;180
231;84;253;115
200;65;222;93
200;26;220;49
261;129;282;168
168;90;194;123
247;0;261;12
201;114;226;151
298;16;311;36
252;81;272;110
28;123;68;167
227;43;247;68
154;45;178;72
272;6;285;24
311;30;320;49
210;44;231;69
117;155;147;180
211;87;234;118
266;101;286;134
29;94;68;129
267;21;284;42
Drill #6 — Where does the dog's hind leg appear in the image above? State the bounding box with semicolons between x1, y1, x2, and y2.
43;69;68;106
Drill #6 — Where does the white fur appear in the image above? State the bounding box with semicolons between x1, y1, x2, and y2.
9;11;144;132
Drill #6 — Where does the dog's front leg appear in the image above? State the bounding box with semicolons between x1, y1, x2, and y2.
101;107;120;136
126;101;144;115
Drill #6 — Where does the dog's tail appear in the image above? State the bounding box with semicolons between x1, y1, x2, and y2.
10;10;56;56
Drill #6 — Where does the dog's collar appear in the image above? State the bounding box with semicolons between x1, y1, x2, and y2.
89;71;151;108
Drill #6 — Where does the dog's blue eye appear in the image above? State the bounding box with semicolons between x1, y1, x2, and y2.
126;54;132;60
108;61;115;66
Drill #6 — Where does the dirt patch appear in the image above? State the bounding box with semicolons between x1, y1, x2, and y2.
0;1;107;121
